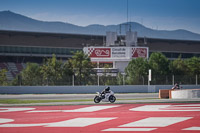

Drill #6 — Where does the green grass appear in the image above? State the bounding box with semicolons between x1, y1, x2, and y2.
0;99;92;104
117;98;159;100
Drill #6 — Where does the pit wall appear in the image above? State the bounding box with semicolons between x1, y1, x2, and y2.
0;85;200;94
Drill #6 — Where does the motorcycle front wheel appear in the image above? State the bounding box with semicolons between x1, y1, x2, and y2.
109;95;116;103
94;96;101;103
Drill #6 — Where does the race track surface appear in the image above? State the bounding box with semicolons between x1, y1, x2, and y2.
0;103;200;133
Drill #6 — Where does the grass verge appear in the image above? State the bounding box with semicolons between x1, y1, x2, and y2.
0;99;92;104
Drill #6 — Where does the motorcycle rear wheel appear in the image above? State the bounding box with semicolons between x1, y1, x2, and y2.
109;95;116;103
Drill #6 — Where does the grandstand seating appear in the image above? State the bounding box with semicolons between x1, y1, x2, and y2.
16;63;24;72
0;62;8;70
7;62;18;72
0;62;26;80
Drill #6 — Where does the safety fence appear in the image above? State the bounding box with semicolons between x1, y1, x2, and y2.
2;74;199;86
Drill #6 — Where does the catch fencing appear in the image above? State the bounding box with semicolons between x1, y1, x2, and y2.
2;74;200;86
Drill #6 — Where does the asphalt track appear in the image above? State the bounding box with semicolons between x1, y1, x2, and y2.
0;93;158;100
0;103;200;133
0;93;200;106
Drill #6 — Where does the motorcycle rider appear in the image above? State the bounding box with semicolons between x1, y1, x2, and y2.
101;86;111;99
172;83;180;90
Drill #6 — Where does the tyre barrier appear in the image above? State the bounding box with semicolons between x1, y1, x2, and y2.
159;89;171;99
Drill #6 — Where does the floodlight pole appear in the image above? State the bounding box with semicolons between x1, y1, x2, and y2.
127;0;129;23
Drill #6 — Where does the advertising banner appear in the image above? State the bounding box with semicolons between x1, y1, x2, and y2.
84;47;148;59
87;47;111;58
132;47;148;58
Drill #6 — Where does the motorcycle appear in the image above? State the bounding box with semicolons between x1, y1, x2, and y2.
94;90;116;103
171;83;182;90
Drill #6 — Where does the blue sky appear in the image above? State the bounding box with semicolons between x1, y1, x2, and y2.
1;0;200;34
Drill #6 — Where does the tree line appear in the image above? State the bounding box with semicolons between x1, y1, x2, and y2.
125;52;200;85
0;51;93;86
0;52;200;86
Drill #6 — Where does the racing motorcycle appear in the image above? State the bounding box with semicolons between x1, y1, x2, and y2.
94;90;116;103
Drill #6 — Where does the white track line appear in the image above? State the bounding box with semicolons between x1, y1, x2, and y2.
0;108;35;112
28;105;120;113
0;118;14;124
0;117;117;127
103;128;157;131
63;105;119;112
120;117;192;127
46;117;117;127
130;105;200;111
183;127;200;130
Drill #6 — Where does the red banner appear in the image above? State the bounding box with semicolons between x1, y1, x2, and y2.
88;48;111;58
132;48;148;58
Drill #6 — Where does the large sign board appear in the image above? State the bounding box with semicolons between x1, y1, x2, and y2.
84;47;148;59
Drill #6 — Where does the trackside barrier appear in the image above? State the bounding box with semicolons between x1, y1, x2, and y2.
0;85;200;94
171;89;200;99
159;89;170;99
159;89;173;99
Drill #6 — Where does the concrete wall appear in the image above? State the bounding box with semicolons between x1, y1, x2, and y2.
171;89;200;99
0;85;200;94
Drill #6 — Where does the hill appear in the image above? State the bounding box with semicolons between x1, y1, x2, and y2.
1;10;200;40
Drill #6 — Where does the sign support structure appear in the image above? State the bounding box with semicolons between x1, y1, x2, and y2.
148;69;151;86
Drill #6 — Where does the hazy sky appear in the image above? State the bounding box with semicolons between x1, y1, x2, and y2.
1;0;200;34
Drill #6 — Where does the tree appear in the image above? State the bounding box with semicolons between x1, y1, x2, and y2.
0;69;8;86
21;63;41;86
169;55;188;75
149;52;169;75
125;57;149;85
61;61;74;85
68;51;94;85
117;72;124;85
40;54;63;85
186;57;200;75
148;52;170;84
98;64;117;85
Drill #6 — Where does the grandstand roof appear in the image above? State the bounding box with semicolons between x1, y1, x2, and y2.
0;30;104;48
0;30;200;53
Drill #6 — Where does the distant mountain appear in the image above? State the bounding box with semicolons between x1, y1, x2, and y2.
1;10;200;41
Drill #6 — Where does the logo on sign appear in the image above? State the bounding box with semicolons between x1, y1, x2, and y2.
88;48;111;58
95;49;110;56
132;48;147;58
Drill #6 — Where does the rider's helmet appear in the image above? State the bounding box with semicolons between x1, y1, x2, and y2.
175;83;179;87
105;86;110;91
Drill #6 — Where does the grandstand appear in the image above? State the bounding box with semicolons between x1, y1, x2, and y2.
0;62;25;80
0;30;200;80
